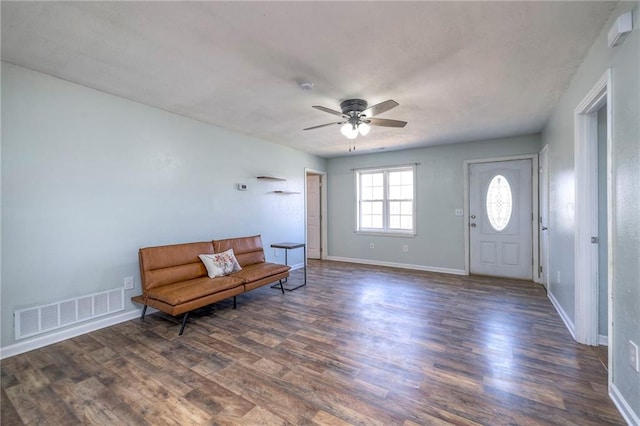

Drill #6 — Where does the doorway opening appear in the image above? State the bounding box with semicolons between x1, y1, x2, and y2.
573;70;612;358
305;169;327;261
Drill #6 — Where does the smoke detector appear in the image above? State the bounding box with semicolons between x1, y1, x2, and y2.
299;81;314;91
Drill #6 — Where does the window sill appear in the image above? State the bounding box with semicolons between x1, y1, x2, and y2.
355;231;416;238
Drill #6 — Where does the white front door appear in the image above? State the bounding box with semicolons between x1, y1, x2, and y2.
306;174;321;259
469;159;533;279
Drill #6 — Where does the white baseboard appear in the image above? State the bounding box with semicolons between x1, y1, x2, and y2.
325;256;466;276
290;262;305;271
598;334;609;346
611;382;640;426
0;309;145;360
547;290;577;342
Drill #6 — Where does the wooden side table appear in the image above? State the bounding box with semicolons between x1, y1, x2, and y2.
270;242;306;290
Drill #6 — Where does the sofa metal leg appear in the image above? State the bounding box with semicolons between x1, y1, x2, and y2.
178;312;189;336
141;305;148;320
279;279;285;294
233;296;237;309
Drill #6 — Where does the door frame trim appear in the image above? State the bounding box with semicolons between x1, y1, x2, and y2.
304;168;328;260
539;145;550;289
463;154;539;280
573;69;611;349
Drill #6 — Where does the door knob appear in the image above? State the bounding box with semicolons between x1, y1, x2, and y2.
470;215;476;219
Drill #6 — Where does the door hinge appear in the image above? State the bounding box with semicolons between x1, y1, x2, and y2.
591;236;599;244
539;265;543;273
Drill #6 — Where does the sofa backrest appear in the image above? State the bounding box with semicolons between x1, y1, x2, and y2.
139;241;213;291
213;235;265;267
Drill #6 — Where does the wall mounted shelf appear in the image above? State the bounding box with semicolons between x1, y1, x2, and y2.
257;176;286;181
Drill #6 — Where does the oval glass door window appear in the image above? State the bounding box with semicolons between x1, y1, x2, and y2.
486;174;512;231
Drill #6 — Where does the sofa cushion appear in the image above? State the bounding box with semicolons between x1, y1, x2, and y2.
140;241;214;270
145;263;208;290
146;276;243;306
139;241;214;291
230;262;291;283
213;235;265;267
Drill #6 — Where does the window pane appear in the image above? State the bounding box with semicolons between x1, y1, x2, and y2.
389;201;400;214
401;185;413;199
362;174;372;186
372;216;383;228
401;171;412;184
372;201;383;215
389;171;401;185
401;201;412;215
362;187;372;200
486;174;512;231
389;186;401;199
372;173;383;186
400;216;412;229
361;202;371;214
361;216;372;228
389;216;400;228
372;187;384;200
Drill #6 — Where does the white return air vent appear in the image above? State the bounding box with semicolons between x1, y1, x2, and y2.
14;287;124;340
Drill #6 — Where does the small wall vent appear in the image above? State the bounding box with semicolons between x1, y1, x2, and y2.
14;287;124;340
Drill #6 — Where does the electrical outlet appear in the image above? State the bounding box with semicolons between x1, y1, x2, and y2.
123;276;134;290
630;340;639;373
403;245;409;252
369;243;375;249
454;208;463;217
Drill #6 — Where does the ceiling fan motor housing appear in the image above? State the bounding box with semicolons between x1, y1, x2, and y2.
340;99;368;115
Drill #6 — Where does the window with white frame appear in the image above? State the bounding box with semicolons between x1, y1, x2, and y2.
355;165;416;234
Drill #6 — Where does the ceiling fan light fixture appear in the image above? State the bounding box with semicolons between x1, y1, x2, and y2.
306;99;405;149
358;122;370;136
341;123;359;139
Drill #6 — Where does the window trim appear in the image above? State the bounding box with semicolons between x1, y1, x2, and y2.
354;164;417;236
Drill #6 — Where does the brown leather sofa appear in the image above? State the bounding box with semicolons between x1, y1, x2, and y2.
132;235;290;334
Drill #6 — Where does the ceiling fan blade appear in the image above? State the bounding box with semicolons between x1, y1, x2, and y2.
303;121;344;131
312;105;346;117
363;99;399;117
367;117;407;128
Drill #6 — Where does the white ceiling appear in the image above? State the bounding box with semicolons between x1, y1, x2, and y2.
1;1;616;158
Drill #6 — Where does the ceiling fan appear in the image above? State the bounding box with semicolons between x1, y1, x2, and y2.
303;99;407;151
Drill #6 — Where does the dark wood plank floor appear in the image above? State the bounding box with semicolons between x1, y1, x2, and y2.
1;260;625;425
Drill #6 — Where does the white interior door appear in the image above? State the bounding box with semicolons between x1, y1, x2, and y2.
306;174;321;259
539;148;550;288
469;159;533;279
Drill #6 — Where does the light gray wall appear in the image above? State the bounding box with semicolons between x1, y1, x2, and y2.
542;1;639;418
1;63;326;348
326;135;541;272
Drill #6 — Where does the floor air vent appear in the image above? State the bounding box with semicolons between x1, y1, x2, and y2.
14;287;124;340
